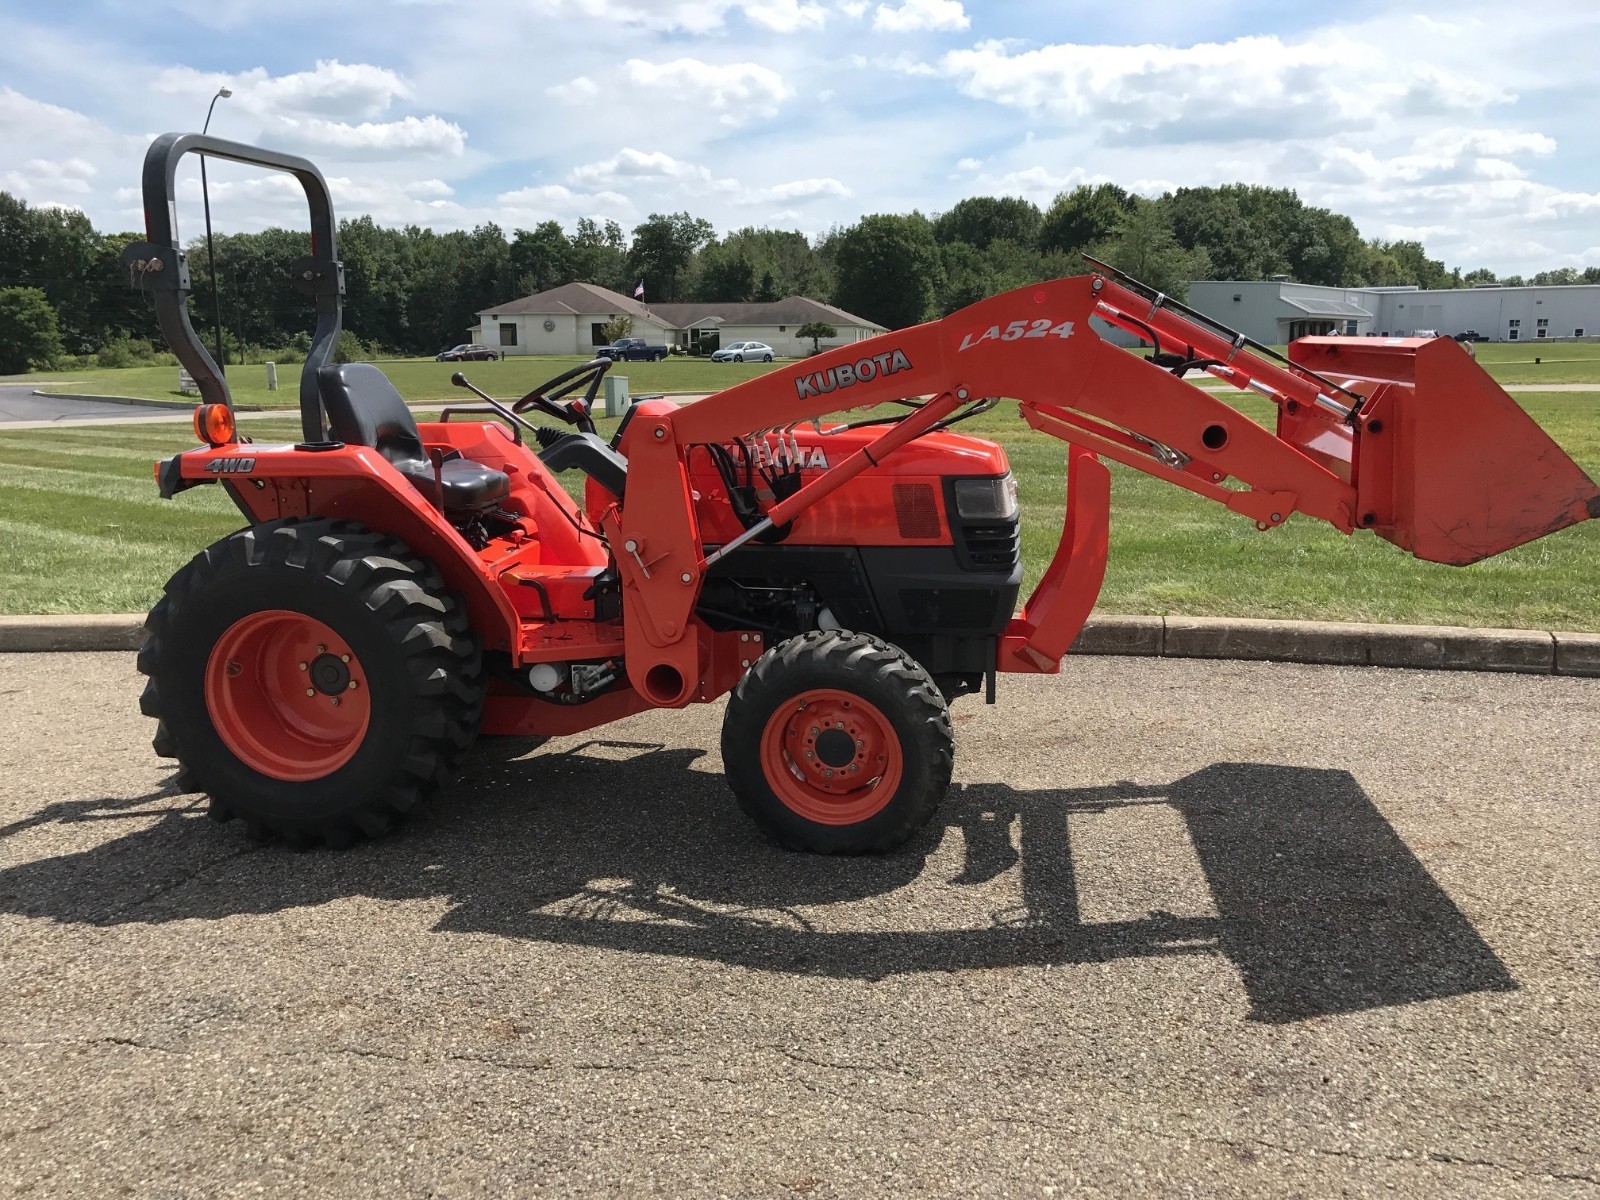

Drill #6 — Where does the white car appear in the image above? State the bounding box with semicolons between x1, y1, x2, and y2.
711;341;774;363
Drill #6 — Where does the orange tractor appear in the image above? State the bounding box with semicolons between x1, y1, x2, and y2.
124;135;1598;852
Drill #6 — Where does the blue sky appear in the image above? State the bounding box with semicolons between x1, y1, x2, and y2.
2;0;1597;275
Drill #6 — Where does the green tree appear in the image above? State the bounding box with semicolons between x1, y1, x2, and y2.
795;320;837;354
628;212;714;302
693;240;759;301
599;314;633;342
832;213;944;329
570;218;629;293
1088;200;1209;298
933;196;1042;250
1039;184;1133;258
1164;185;1282;280
0;286;64;372
509;221;573;295
1368;239;1455;289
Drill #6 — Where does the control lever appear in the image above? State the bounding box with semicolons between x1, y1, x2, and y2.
449;372;539;436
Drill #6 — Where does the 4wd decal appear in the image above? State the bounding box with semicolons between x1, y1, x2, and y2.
794;348;913;401
204;456;256;474
959;318;1075;352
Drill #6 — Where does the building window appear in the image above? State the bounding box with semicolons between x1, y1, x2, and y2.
777;325;786;332
591;322;609;346
1577;328;1587;337
499;322;517;346
1537;318;1549;339
1509;329;1519;340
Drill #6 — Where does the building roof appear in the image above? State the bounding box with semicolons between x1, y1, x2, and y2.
480;285;880;331
1283;297;1373;319
484;282;652;320
647;296;880;329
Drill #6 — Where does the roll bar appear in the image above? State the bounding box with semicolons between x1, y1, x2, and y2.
120;133;344;442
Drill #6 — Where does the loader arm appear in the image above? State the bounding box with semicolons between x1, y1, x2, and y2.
606;270;1598;703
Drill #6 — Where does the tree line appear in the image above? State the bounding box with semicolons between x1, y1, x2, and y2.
3;182;1595;374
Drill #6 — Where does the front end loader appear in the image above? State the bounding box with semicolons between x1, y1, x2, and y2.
124;135;1598;852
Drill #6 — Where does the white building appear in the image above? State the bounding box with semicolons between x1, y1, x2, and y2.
472;282;885;357
1186;279;1600;346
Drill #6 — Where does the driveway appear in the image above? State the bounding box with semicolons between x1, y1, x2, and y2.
0;384;172;424
0;653;1596;1196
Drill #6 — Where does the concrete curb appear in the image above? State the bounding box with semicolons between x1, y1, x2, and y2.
1067;615;1600;676
35;390;268;412
2;612;1595;677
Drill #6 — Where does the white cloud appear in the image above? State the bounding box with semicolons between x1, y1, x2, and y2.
153;60;411;119
570;148;741;194
968;165;1093;202
942;34;1506;145
628;58;790;119
0;157;97;197
521;0;824;33
873;0;968;33
269;114;467;158
742;0;827;31
745;177;850;203
555;58;791;126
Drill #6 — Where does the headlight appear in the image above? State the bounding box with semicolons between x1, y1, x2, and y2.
953;474;1019;520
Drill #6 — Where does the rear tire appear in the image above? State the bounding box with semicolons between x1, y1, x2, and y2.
138;518;484;848
720;631;954;854
762;353;773;362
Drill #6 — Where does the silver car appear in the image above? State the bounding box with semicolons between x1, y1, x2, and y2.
711;341;774;363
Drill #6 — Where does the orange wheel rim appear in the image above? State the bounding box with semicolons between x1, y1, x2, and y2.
758;688;902;825
204;610;371;781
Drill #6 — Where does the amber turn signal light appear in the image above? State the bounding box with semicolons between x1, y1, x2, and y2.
193;403;236;446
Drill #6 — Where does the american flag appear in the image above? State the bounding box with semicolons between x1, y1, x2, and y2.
633;280;645;299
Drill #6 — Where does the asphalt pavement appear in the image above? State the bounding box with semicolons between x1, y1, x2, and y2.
0;383;172;424
0;652;1596;1197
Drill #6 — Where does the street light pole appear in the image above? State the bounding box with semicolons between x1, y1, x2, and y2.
201;87;232;374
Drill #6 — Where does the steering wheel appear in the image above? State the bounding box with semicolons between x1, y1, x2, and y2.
511;357;610;435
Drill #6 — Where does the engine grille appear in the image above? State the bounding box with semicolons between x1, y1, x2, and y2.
958;521;1021;571
892;483;941;539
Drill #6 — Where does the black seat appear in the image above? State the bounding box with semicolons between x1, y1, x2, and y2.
317;363;510;513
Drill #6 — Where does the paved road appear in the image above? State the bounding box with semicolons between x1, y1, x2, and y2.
1;653;1596;1197
0;383;173;424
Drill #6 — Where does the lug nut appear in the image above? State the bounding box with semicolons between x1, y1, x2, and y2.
305;688;315;697
347;680;358;690
299;662;308;671
331;698;340;707
340;654;349;663
317;645;325;653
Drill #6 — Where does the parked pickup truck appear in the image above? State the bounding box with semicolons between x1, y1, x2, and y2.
596;337;669;362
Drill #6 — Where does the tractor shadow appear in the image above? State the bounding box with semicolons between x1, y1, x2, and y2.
0;742;1516;1024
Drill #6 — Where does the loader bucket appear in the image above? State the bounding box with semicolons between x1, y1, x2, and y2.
1290;337;1599;566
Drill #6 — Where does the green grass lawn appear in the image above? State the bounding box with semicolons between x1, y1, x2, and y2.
1448;341;1600;385
25;339;1600;407
1;392;1595;628
30;355;788;408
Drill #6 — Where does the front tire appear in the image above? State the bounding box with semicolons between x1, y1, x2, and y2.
720;631;954;854
733;354;744;363
138;518;484;848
